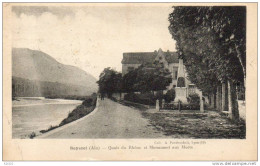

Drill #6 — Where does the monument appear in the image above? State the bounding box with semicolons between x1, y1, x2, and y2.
174;58;188;104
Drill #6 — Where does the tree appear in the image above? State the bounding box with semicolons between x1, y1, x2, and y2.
122;69;138;93
164;88;175;103
122;61;172;93
150;61;173;92
97;68;122;98
169;7;246;120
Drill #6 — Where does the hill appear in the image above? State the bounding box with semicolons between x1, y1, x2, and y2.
12;48;98;97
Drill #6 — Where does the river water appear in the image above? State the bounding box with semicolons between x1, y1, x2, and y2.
12;97;82;138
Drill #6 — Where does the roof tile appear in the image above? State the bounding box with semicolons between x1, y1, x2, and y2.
122;51;178;64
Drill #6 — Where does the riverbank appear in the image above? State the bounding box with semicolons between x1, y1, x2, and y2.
36;96;97;137
45;94;96;101
12;97;83;138
12;97;83;107
37;98;168;139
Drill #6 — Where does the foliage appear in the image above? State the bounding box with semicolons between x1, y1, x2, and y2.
122;61;172;93
122;69;138;92
164;89;176;103
97;67;122;97
29;132;36;139
12;76;95;98
155;91;164;100
187;93;200;105
124;92;156;106
168;6;245;120
59;96;97;126
82;94;97;107
168;6;246;93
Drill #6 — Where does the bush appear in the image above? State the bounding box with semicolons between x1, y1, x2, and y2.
82;98;93;107
164;89;175;103
29;132;36;139
82;94;97;107
162;102;200;110
155;91;164;100
181;103;200;110
187;93;200;105
124;92;156;106
124;90;177;106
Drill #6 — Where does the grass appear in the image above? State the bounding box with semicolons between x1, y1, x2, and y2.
40;125;59;134
39;96;97;135
59;105;96;126
29;132;36;139
114;99;245;139
142;111;245;139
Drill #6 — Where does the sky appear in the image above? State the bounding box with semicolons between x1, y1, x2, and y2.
12;4;176;79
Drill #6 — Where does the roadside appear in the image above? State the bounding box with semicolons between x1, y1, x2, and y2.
115;99;246;139
33;95;97;138
142;110;245;139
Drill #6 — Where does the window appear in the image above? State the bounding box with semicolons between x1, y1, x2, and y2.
175;71;178;79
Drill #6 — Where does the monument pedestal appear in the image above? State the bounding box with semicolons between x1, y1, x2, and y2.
174;87;188;104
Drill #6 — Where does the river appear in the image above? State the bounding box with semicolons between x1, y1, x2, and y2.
12;97;82;138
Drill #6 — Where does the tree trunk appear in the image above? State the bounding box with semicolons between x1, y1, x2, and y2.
216;87;219;111
227;79;240;120
221;81;227;112
219;85;222;111
209;94;212;108
211;93;214;108
216;85;222;111
235;44;246;89
200;97;204;113
228;81;232;115
225;81;229;111
214;93;216;108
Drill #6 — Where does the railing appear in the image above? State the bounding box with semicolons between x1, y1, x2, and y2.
162;103;177;110
161;102;201;110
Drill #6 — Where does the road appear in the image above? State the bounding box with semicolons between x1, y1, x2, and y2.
38;98;167;138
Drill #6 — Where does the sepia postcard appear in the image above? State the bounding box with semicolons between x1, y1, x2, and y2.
3;2;257;161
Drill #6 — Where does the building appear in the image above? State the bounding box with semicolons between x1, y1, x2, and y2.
121;48;197;98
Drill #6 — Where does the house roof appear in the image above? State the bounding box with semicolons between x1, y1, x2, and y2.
122;50;179;64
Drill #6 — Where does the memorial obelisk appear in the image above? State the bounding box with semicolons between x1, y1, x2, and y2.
174;58;188;103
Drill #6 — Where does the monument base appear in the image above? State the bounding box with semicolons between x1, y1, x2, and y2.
174;87;188;104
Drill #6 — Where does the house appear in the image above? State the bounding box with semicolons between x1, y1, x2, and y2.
121;48;197;97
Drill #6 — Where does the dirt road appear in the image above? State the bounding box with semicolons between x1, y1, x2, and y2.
38;98;167;138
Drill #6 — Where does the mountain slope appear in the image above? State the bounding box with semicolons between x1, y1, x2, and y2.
12;48;98;97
